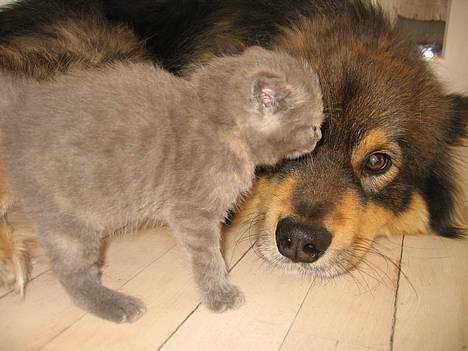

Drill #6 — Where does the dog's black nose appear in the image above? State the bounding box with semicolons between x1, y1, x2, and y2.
275;217;331;263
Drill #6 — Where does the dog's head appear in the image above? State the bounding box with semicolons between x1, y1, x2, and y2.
233;3;467;277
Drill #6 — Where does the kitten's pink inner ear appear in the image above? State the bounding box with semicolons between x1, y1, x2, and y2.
260;87;275;108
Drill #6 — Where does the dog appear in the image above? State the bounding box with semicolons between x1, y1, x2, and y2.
0;0;466;293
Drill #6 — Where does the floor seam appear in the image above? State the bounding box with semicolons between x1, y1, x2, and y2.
157;245;253;350
389;235;405;351
277;280;314;351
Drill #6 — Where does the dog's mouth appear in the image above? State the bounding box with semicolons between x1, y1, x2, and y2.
230;172;432;279
246;216;368;278
229;183;370;278
253;234;360;278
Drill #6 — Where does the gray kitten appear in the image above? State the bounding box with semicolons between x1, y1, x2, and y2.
0;47;323;323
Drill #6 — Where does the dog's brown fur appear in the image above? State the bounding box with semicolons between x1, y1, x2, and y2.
0;16;149;80
0;0;466;292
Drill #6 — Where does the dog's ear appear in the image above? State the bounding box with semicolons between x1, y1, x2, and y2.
251;73;290;114
447;94;468;145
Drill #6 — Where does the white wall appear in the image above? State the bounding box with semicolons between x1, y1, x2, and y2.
427;0;468;206
0;0;15;7
431;0;468;94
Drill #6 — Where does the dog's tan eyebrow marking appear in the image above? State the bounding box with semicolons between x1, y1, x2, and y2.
351;128;403;192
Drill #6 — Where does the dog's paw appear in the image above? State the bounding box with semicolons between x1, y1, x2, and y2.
202;283;245;312
84;290;147;323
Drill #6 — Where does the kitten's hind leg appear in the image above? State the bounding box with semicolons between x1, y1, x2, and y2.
37;217;146;323
170;215;245;312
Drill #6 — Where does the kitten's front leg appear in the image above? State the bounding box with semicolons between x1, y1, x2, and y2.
170;216;245;312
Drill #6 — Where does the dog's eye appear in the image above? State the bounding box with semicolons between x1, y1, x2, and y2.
363;153;391;174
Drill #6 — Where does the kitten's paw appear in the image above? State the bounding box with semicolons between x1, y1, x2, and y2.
202;283;245;312
87;291;146;323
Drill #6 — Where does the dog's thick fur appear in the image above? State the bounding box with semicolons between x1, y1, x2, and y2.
0;0;466;292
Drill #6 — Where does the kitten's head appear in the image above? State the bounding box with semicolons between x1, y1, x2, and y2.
197;46;325;165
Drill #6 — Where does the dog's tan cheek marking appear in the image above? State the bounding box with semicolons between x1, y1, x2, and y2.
323;190;363;250
229;174;297;261
232;174;297;232
262;174;298;238
359;192;431;239
384;193;431;236
323;192;430;266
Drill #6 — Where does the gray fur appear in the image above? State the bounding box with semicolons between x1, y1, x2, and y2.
0;47;323;322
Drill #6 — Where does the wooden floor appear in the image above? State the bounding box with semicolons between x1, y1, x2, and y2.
1;219;467;351
0;0;467;349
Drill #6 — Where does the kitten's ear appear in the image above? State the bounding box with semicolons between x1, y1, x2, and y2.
252;73;290;114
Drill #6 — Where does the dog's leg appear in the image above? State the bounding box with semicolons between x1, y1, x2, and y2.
0;164;31;294
170;215;245;312
0;217;26;292
37;217;145;323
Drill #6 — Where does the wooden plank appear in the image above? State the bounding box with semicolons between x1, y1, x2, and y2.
0;271;83;351
281;336;383;351
279;335;381;351
336;342;382;351
0;227;176;351
160;249;312;351
279;237;403;351
392;235;468;351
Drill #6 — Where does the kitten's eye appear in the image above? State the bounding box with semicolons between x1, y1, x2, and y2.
363;153;391;174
